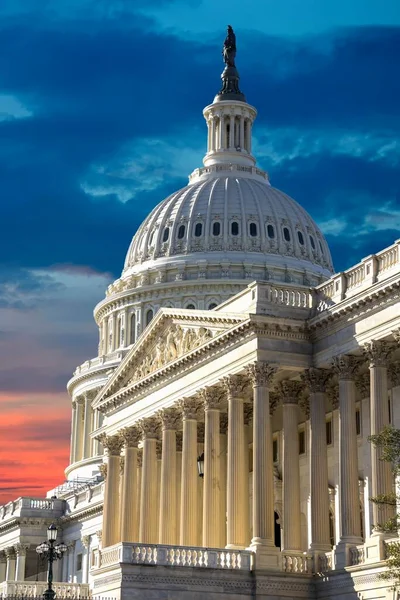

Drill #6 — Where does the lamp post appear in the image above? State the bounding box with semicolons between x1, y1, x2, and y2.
36;524;67;600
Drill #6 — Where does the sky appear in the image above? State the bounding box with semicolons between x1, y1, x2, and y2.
0;0;399;504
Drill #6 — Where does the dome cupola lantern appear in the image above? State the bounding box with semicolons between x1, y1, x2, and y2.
202;25;257;169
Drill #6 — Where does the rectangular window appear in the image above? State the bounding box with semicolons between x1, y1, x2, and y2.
355;407;361;436
298;429;306;455
326;418;333;446
273;437;278;463
76;553;82;572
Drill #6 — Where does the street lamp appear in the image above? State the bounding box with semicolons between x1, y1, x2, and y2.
36;524;67;600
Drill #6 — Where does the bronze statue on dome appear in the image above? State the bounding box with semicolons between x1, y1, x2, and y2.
223;25;236;68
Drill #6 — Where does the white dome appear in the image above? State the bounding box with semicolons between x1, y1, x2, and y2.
122;165;333;282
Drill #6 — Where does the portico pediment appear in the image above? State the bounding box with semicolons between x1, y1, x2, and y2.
93;308;246;408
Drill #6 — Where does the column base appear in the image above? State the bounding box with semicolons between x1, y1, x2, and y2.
248;541;281;570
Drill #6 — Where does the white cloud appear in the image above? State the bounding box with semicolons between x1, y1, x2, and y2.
361;205;400;234
0;95;32;121
317;217;348;236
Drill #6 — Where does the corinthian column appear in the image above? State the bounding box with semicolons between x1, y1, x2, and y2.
201;387;224;548
179;398;200;546
120;426;141;542
158;407;180;545
363;341;394;532
279;380;303;552
138;417;159;543
247;362;279;568
333;355;362;562
0;552;6;582
224;374;249;549
99;434;123;547
75;397;84;462
5;548;16;581
70;401;77;464
15;544;28;580
301;368;331;552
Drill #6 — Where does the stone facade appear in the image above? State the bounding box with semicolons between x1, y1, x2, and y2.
1;28;400;600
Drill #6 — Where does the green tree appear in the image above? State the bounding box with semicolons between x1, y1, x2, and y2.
369;426;400;585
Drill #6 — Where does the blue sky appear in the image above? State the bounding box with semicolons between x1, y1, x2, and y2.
0;0;399;500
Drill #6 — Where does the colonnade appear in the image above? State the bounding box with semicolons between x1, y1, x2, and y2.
99;349;397;567
0;545;29;582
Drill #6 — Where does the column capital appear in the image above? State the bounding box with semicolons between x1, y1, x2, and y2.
71;400;77;410
121;425;141;448
222;374;248;397
246;361;277;387
301;367;329;392
81;535;90;548
99;463;107;479
98;433;123;456
363;340;393;367
200;386;224;410
75;395;85;405
389;362;400;388
326;384;339;410
277;380;304;404
178;397;200;420
138;416;160;439
96;530;103;545
355;372;370;398
157;407;180;430
244;403;253;425
14;543;29;556
332;355;359;380
220;412;228;433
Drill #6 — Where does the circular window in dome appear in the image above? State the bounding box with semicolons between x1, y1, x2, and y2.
297;231;305;245
283;227;291;242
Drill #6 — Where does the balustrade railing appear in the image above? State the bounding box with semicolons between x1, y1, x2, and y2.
349;545;365;566
0;582;90;598
0;497;64;522
99;543;253;571
282;552;312;574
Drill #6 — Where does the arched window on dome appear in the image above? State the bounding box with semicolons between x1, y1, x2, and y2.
162;227;170;243
212;221;221;236
186;303;195;310
177;225;186;239
115;316;122;348
309;235;316;250
267;224;275;239
249;222;257;237
297;231;305;245
231;221;239;236
194;223;203;237
208;302;218;310
319;240;324;255
146;309;154;326
149;230;155;247
283;227;291;242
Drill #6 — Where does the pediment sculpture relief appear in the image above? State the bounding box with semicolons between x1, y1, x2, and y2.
129;324;214;384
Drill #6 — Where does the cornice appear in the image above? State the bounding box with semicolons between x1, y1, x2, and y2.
60;501;103;524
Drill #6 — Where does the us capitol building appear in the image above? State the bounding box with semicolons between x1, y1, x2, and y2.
1;27;400;600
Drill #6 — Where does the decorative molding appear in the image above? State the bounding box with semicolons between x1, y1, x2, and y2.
98;433;123;456
332;355;359;380
121;425;141;448
157;407;180;430
81;535;90;548
277;380;304;404
138;416;160;440
246;361;277;387
301;368;329;393
178;397;201;420
223;374;248;397
200;386;225;410
363;340;393;367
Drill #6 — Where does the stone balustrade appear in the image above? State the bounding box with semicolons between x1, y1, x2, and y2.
350;545;365;566
0;497;65;522
72;350;125;376
316;551;333;573
282;552;313;574
99;543;253;571
315;239;400;312
0;581;90;598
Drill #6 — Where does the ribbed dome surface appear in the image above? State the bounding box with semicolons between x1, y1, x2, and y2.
122;172;333;279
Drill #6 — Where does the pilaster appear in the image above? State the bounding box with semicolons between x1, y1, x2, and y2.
99;433;123;548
